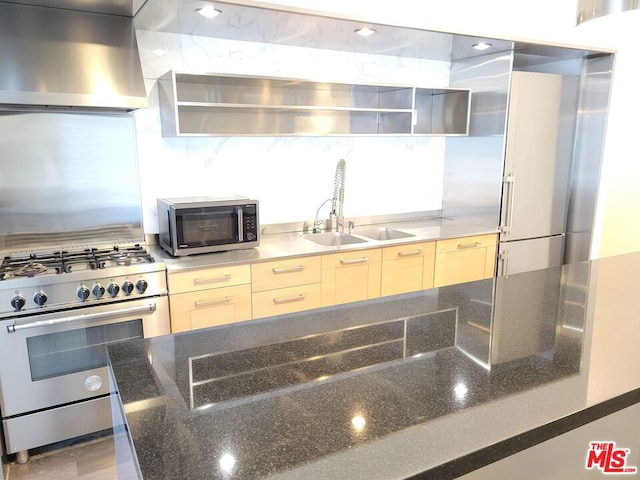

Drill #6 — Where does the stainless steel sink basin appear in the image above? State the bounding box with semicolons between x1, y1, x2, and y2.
303;232;368;246
356;227;415;241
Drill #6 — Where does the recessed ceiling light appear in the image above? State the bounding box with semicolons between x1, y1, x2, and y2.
472;42;493;51
196;5;222;18
354;27;376;37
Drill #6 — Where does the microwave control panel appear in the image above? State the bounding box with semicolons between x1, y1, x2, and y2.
242;204;259;242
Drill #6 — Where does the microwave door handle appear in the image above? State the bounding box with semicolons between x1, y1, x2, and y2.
237;207;243;242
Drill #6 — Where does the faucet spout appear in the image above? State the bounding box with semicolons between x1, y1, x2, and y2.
331;159;346;233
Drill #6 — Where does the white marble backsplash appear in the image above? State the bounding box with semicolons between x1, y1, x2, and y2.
135;30;450;232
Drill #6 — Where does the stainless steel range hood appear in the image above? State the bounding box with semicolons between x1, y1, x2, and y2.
0;2;147;111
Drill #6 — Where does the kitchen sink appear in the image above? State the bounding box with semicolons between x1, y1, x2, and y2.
303;232;368;246
356;227;415;241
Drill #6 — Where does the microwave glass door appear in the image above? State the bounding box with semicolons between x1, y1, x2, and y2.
26;319;143;381
177;207;238;247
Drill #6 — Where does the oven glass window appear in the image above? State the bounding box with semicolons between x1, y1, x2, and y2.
177;208;238;247
26;320;143;381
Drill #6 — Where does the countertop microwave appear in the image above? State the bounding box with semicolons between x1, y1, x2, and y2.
157;196;259;256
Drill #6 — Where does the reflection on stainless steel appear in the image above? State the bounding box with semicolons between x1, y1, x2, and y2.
303;232;367;246
564;55;614;263
356;227;415;241
0;113;144;254
0;2;146;110
442;50;512;227
576;0;640;24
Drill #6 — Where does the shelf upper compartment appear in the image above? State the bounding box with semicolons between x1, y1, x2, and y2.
158;71;470;137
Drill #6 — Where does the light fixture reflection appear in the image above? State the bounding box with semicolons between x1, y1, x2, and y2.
219;453;236;473
351;414;366;431
354;27;376;37
197;5;222;18
454;382;468;400
472;42;492;51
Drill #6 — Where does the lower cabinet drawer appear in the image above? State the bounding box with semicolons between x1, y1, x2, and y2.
168;264;251;294
252;283;322;319
169;284;252;332
251;256;321;292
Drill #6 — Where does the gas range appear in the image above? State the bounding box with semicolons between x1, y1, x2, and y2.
0;245;167;318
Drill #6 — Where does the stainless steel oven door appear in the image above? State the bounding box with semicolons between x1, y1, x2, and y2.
0;296;169;418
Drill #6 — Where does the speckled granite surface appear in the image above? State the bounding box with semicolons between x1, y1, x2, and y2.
108;253;640;479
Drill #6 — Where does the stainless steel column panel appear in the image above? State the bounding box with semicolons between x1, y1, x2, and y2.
490;267;562;365
564;55;614;263
442;43;513;227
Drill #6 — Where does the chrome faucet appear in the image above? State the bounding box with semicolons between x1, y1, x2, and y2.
330;159;346;233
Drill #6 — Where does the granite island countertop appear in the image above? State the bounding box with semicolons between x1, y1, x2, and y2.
107;251;640;479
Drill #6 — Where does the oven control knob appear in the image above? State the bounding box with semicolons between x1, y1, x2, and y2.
33;291;48;307
107;283;120;297
11;295;26;311
92;283;105;299
77;285;90;302
122;281;134;296
136;279;148;294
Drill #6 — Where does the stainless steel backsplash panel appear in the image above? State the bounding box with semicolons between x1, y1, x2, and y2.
0;112;144;254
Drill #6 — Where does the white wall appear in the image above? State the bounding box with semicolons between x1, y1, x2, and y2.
134;32;450;232
226;0;638;259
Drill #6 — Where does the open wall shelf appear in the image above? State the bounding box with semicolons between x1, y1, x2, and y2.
158;71;471;137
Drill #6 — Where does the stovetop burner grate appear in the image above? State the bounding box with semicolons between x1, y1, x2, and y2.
0;245;154;280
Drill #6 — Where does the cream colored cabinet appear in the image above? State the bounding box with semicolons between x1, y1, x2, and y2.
381;241;436;296
168;264;252;333
321;248;382;306
251;256;322;319
433;234;497;287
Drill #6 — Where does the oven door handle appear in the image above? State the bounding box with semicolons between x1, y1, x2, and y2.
7;303;157;333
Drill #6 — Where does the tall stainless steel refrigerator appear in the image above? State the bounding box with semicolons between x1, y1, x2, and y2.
497;71;580;277
491;71;580;365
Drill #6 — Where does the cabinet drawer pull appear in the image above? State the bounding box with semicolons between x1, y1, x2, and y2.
194;297;232;308
457;242;482;250
272;265;305;274
193;274;231;285
273;294;306;305
339;257;369;265
397;249;423;257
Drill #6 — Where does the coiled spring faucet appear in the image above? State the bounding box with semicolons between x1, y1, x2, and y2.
330;159;346;233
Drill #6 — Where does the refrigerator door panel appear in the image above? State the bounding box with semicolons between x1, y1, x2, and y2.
500;72;578;242
498;235;564;276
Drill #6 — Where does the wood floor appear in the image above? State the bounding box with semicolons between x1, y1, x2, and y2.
4;435;116;480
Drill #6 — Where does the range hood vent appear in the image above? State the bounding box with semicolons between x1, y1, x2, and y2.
0;2;147;111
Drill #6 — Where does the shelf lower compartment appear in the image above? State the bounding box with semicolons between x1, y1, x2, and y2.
176;106;413;136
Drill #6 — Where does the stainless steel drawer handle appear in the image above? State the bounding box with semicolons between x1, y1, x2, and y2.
195;297;232;308
272;265;305;274
397;249;423;257
340;257;369;265
193;274;232;285
7;303;157;333
273;294;306;305
457;242;482;250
